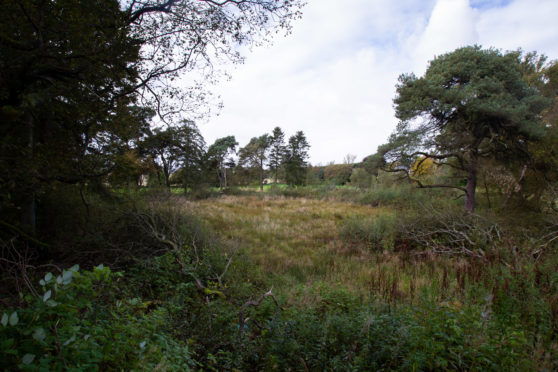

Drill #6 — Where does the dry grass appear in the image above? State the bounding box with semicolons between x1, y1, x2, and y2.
195;196;383;302
194;195;466;306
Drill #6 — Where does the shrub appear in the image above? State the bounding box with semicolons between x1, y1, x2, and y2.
0;265;197;371
338;213;397;251
323;164;353;185
349;167;373;189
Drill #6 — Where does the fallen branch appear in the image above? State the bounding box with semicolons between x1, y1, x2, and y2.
238;287;281;339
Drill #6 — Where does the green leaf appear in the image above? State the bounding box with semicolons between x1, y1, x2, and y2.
22;353;35;365
62;270;73;285
9;312;18;326
1;338;14;348
69;264;80;272
63;334;76;346
39;279;45;286
33;327;46;341
1;313;8;327
46;300;58;307
203;288;225;298
44;272;53;282
43;290;52;302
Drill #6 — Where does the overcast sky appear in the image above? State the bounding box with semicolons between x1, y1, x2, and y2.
199;0;558;165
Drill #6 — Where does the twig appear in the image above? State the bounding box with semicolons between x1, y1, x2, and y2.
238;287;281;339
53;320;69;369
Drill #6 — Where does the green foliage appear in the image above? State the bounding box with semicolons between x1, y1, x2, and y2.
140;121;206;190
238;134;272;190
285;131;310;186
385;46;550;211
338;213;398;251
269;127;287;183
0;265;196;371
349;167;373;188
238;291;533;371
323;163;353;185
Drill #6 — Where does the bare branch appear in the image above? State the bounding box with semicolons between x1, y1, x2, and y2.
238;287;281;339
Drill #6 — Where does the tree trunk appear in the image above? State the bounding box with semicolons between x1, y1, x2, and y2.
464;153;478;213
22;112;36;235
260;159;264;191
223;166;227;189
163;165;170;190
218;163;224;192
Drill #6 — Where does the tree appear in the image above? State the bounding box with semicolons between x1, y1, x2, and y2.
122;0;303;121
323;164;353;185
139;121;205;190
207;136;238;191
516;53;558;209
284;131;310;186
386;46;549;212
343;154;357;165
0;0;144;233
177;122;206;194
238;135;272;191
269;127;287;184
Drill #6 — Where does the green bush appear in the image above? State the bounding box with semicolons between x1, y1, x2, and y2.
338;213;397;251
0;265;197;371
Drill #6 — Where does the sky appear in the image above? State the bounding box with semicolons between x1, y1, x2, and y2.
198;0;558;165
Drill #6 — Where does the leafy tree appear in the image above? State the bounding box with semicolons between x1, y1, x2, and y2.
385;46;549;212
0;0;143;233
516;53;558;209
324;164;353;185
207;136;238;191
175;121;206;194
269;127;287;184
141;123;204;190
349;168;372;189
238;135;272;191
284;131;310;186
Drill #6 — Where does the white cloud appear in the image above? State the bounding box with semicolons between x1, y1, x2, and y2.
477;0;558;56
197;0;558;165
413;0;479;73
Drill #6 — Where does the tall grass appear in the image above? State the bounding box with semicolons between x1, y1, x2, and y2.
195;194;558;368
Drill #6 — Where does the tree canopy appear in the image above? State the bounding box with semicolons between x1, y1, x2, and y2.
238;134;272;191
285;131;310;186
384;46;549;212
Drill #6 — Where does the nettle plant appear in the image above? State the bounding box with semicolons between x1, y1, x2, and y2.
0;264;115;370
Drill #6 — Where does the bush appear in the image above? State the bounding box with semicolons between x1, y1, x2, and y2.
0;265;197;371
338;213;397;251
349;167;373;189
323;164;353;185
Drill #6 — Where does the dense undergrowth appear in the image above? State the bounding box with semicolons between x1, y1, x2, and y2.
1;185;558;370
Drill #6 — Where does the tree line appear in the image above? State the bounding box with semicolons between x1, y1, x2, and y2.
137;124;311;193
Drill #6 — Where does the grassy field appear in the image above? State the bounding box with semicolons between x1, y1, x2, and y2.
196;195;481;307
3;191;556;370
197;195;387;303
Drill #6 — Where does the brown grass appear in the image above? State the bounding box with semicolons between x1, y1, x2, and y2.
194;195;467;306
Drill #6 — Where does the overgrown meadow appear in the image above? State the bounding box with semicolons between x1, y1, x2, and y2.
1;182;557;370
3;0;558;370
